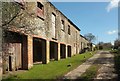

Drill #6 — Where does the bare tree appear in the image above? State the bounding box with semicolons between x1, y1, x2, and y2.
84;33;96;43
2;1;38;74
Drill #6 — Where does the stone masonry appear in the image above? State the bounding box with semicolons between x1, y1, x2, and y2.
1;0;91;74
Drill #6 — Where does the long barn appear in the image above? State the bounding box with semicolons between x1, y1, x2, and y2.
1;0;91;74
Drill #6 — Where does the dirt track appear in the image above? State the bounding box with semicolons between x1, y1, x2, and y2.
64;51;118;80
94;51;117;80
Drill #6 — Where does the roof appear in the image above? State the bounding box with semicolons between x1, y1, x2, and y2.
80;34;89;41
48;1;81;31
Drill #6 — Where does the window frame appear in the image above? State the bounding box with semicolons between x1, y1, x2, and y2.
14;0;25;9
37;2;43;10
61;20;65;31
51;13;57;39
68;25;71;35
37;2;44;18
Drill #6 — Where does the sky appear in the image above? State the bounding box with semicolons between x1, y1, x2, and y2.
52;0;118;44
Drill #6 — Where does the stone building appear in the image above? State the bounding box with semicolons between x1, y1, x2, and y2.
79;35;90;53
1;0;81;73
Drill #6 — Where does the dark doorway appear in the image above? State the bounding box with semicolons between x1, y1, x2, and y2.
67;46;71;57
33;38;46;64
14;43;22;70
33;38;42;63
60;44;66;59
50;41;58;61
9;56;12;71
4;31;23;71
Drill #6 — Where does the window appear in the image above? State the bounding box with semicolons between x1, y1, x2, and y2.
87;43;89;46
14;0;24;4
81;42;83;49
76;31;77;42
37;2;43;10
51;13;56;38
14;0;25;9
37;2;44;18
74;43;76;47
61;20;65;31
68;25;70;35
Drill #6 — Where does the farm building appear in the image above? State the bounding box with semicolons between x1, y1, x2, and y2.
1;0;91;74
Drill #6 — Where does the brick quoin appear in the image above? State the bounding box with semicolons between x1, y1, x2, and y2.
22;35;33;69
27;35;33;69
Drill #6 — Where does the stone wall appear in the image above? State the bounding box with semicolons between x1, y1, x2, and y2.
2;1;80;54
79;35;90;53
1;0;82;74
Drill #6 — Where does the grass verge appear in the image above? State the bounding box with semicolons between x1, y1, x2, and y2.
79;64;100;81
3;51;97;80
110;49;120;80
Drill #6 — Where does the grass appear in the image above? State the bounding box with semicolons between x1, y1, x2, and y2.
3;51;97;80
100;48;112;51
110;49;120;80
110;49;119;54
79;64;100;81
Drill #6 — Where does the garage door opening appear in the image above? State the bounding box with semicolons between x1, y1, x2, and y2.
50;41;58;61
67;46;71;57
33;38;46;64
3;31;23;72
60;44;66;59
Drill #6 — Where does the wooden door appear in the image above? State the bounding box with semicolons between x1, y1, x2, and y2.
8;43;22;71
14;43;22;70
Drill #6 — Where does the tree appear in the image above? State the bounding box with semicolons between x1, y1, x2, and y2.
103;42;112;49
114;39;120;49
2;2;39;74
84;33;96;43
97;42;112;50
84;33;96;51
98;42;104;50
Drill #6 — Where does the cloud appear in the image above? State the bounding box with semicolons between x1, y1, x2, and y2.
107;30;118;35
106;0;119;12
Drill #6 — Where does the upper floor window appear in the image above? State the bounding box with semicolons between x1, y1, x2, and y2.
14;0;25;9
37;2;43;10
87;43;90;46
51;13;56;24
68;25;70;35
74;43;76;47
51;13;56;38
37;2;44;18
14;0;24;4
61;20;65;31
76;31;77;41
